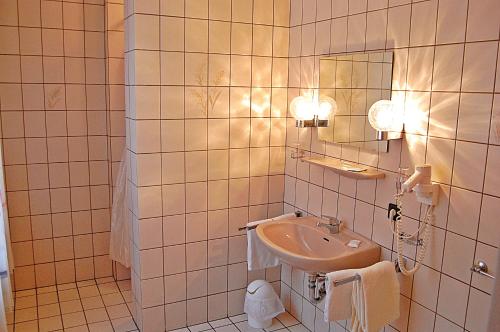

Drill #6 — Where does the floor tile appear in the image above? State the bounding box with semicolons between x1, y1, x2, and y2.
98;282;120;295
79;285;100;298
88;320;114;332
15;289;36;298
189;322;213;332
14;307;37;323
15;295;37;309
37;292;58;306
106;303;131;320
58;283;77;291
37;286;57;295
102;293;124;306
62;311;86;329
121;290;133;303
210;318;233;328
96;277;115;285
65;324;90;332
77;280;96;288
14;320;38;331
117;280;132;291
171;328;190;332
84;308;109;323
287;324;309;332
58;289;80;302
60;299;83;314
265;319;285;331
112;316;137;332
235;321;265;332
276;312;299;327
81;296;105;310
215;325;240;332
229;314;247;323
14;279;138;332
38;303;61;319
38;315;63;332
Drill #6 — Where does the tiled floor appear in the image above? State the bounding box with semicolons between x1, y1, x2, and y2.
172;312;305;332
9;277;137;332
9;278;308;332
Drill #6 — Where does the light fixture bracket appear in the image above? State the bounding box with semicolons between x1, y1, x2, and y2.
295;115;329;128
376;130;403;141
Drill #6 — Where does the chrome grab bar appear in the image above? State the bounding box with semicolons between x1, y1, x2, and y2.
471;260;495;279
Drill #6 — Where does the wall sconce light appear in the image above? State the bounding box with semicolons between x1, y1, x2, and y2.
368;100;404;140
290;95;337;128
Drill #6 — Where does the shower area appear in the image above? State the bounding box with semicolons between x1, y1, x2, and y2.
0;0;132;329
0;0;127;285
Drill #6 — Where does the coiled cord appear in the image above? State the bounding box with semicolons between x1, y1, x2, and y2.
391;193;435;276
389;193;429;239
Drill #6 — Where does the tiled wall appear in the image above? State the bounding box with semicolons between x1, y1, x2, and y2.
281;0;499;332
3;0;499;331
123;0;289;331
0;0;126;290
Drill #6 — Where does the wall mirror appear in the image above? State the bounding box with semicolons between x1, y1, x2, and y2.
318;51;394;153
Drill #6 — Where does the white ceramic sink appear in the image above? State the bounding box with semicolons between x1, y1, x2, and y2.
256;216;380;273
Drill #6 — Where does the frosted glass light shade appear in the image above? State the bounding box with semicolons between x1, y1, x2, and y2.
368;100;403;132
290;96;314;120
318;96;337;120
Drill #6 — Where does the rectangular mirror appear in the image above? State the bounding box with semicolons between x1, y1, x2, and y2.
318;51;394;153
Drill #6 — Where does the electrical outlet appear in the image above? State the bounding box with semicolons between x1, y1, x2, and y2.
388;203;399;222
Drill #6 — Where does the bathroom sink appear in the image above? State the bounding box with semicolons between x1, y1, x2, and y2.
255;216;380;273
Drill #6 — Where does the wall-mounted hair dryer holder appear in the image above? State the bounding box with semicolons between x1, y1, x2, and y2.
392;164;439;276
412;183;440;206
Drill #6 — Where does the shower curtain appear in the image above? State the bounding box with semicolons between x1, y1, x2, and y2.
0;141;14;331
109;149;131;268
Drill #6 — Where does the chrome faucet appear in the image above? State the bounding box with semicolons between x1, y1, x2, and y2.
317;216;342;234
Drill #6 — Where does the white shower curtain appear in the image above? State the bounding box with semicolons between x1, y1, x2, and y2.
109;149;131;268
0;141;14;331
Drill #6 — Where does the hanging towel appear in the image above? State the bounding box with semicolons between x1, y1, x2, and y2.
247;213;296;271
351;261;400;332
324;268;359;321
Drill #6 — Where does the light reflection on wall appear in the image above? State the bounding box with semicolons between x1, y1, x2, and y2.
241;89;271;116
403;90;430;136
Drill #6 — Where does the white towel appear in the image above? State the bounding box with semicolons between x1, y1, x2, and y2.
324;268;359;321
351;261;400;332
247;213;296;271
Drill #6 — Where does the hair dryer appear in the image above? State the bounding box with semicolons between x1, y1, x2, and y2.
402;164;439;206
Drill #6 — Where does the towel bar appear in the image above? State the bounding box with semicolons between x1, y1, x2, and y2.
330;260;402;287
238;224;258;231
238;211;303;231
332;274;361;287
